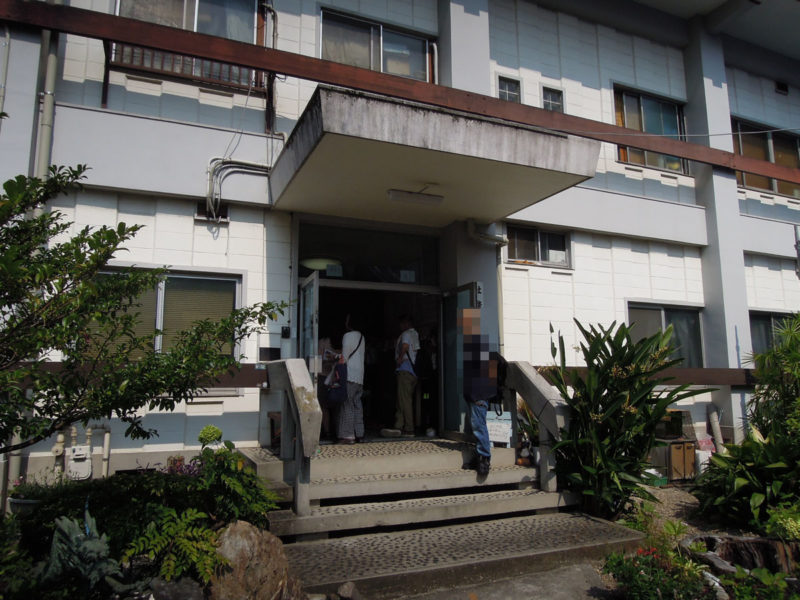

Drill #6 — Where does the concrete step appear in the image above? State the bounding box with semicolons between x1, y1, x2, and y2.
241;439;517;481
268;488;578;537
308;463;538;500
309;439;516;478
284;512;644;599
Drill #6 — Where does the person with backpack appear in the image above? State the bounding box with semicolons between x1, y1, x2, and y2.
336;314;365;444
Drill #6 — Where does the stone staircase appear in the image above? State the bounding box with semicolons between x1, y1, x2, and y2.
240;439;643;597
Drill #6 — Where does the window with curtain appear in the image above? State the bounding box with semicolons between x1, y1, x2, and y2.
732;119;800;198
95;273;239;355
749;312;792;356
321;11;431;82
629;305;702;367
614;88;684;173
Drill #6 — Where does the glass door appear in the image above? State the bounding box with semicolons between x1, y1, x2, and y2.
441;282;482;434
299;271;319;375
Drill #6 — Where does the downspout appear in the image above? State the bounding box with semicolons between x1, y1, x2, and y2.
0;24;10;130
35;0;62;181
263;2;278;133
88;424;111;477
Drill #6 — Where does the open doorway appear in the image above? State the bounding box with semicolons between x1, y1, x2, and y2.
317;286;440;437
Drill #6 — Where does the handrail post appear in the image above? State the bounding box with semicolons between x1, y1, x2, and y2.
266;359;321;518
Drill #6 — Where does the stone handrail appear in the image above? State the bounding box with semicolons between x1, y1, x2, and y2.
505;361;570;492
265;359;321;516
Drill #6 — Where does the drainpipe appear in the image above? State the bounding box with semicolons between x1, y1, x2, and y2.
262;1;278;132
35;0;62;181
794;225;800;278
430;41;438;85
0;24;10;131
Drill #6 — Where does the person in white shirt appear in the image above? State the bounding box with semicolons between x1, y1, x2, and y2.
337;314;365;444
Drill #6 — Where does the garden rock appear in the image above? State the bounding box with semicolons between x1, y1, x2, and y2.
209;520;306;600
150;576;204;600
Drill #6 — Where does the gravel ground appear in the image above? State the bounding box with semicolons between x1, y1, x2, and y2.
642;483;754;538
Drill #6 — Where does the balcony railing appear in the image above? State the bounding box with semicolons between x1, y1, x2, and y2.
105;41;268;94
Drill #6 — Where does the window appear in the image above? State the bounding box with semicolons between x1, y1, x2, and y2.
629;305;702;367
542;87;563;113
110;273;238;354
732;119;800;198
614;88;684;173
506;225;569;267
750;312;792;355
321;11;431;82
118;0;256;43
498;77;521;103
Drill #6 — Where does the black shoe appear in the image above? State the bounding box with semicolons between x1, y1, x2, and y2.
462;457;478;470
477;456;491;476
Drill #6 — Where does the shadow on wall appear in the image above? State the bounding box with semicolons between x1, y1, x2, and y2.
58;79;269;133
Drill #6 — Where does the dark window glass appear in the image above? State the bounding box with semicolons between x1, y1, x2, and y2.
507;226;569;267
542;87;563;113
629;305;702;367
498;77;521;103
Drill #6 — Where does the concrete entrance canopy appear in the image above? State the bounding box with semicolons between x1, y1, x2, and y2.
269;86;600;228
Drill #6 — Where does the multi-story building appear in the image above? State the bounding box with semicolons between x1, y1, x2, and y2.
1;0;799;479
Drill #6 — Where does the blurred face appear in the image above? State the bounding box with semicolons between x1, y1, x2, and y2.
458;308;481;335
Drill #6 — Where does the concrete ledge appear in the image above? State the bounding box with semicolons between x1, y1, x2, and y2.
309;464;538;500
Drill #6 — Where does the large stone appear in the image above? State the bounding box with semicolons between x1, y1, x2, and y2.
209;520;306;600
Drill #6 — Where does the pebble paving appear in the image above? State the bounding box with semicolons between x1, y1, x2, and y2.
284;512;640;587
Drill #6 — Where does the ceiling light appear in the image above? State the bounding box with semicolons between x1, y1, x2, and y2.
387;189;444;205
300;257;341;271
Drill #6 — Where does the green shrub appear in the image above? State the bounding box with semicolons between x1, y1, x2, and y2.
123;507;225;584
748;314;800;439
198;425;223;448
0;517;33;600
604;547;713;600
692;430;800;530
188;441;280;527
765;504;800;541
549;320;705;519
720;566;798;600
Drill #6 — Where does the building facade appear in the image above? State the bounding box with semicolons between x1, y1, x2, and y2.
1;0;799;479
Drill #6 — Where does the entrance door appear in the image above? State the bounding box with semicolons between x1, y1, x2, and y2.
442;282;482;434
299;271;319;376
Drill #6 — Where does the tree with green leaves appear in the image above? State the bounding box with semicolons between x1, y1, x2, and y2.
0;165;286;453
549;320;705;520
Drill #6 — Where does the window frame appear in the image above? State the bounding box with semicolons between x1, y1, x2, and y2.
116;0;259;44
497;75;522;103
542;86;564;113
732;118;800;199
627;302;704;368
505;224;571;268
319;9;433;83
613;86;687;174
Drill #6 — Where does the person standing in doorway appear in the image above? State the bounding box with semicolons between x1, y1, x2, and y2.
460;308;497;476
337;314;365;444
383;314;419;437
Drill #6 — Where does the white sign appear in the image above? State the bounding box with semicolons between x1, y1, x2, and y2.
486;411;512;444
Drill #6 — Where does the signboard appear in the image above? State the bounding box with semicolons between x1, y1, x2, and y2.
486;411;512;445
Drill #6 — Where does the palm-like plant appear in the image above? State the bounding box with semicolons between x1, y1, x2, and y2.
550;320;705;519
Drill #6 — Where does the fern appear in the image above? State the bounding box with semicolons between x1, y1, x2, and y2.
123;507;226;584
